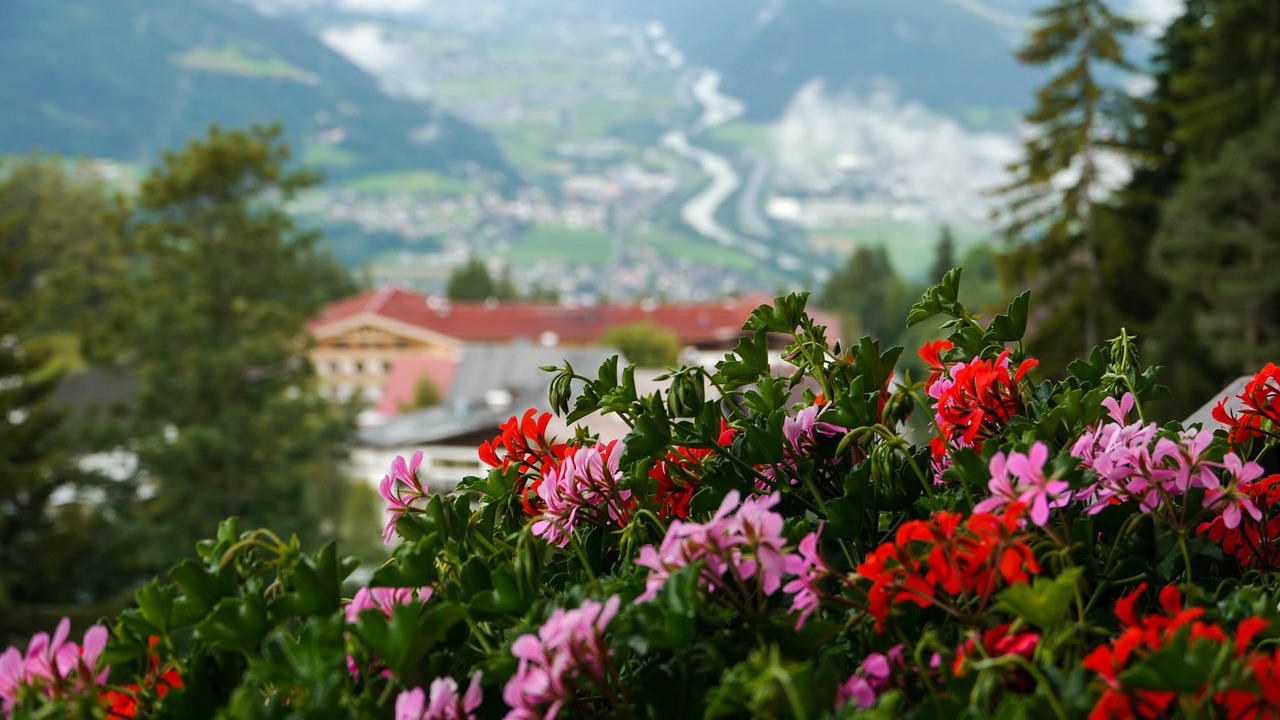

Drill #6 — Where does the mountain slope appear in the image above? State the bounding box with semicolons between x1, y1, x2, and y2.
611;0;1038;123
0;0;514;181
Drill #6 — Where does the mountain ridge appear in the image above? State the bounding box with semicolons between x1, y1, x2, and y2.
0;0;515;182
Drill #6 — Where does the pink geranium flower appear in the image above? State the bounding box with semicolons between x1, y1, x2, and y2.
503;597;620;720
397;671;483;720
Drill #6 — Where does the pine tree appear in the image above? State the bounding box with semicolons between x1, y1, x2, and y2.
0;220;117;643
818;245;906;344
1154;104;1280;374
117;125;354;569
996;0;1138;359
1169;0;1280;167
930;225;957;282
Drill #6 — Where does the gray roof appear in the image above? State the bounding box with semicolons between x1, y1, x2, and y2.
1184;375;1252;429
356;342;619;448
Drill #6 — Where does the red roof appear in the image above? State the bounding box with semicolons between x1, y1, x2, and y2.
373;355;459;417
307;287;837;347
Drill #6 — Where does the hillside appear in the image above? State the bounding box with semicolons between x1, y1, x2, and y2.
0;0;515;181
610;0;1038;124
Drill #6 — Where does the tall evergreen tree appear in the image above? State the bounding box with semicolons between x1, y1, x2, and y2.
0;219;119;643
116;125;354;569
1109;0;1280;417
996;0;1138;360
1169;0;1280;167
1154;103;1280;374
930;225;957;282
818;245;906;344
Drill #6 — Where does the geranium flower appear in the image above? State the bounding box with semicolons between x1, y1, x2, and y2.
397;671;483;720
781;526;829;628
503;597;620;720
530;441;631;547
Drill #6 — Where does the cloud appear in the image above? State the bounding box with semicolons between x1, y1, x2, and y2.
1126;0;1184;33
335;0;428;14
772;80;1021;224
320;23;433;100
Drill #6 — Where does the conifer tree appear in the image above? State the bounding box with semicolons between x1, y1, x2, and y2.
930;225;957;282
818;245;905;344
117;125;354;569
996;0;1138;360
0;220;113;643
1169;0;1280;166
1155;104;1280;374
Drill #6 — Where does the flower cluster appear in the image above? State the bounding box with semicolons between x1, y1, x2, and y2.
503;596;620;720
345;585;434;625
973;441;1069;526
1082;584;1276;720
649;421;735;520
0;618;109;714
781;526;830;628
855;506;1040;628
1198;473;1280;570
530;441;631;547
1214;363;1280;448
923;343;1037;471
379;450;427;544
838;647;907;710
634;491;794;605
396;672;483;720
951;624;1039;689
1070;394;1264;528
479;409;569;516
762;403;847;487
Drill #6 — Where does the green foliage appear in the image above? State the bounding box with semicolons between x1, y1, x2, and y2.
1154;103;1280;373
114;124;355;572
996;0;1139;363
446;257;517;302
818;245;909;345
10;276;1280;719
929;224;957;284
402;376;443;412
599;321;681;369
0;155;126;359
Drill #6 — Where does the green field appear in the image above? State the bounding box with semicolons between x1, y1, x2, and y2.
631;229;760;274
172;44;316;83
807;218;992;280
343;170;475;197
303;141;359;170
507;224;614;265
706;121;776;154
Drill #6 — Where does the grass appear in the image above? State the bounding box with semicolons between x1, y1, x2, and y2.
172;44;316;84
507;224;614;265
342;170;475;197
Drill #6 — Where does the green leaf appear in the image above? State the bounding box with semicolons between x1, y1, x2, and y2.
353;602;464;675
168;559;234;627
194;593;270;654
1117;631;1218;694
993;567;1083;629
620;392;672;465
134;579;176;633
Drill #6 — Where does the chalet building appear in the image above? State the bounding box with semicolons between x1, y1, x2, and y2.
305;287;837;410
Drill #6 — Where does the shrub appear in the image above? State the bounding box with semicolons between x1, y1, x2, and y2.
5;269;1280;719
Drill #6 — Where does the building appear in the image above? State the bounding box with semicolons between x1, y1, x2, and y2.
305;287;839;408
350;343;622;495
